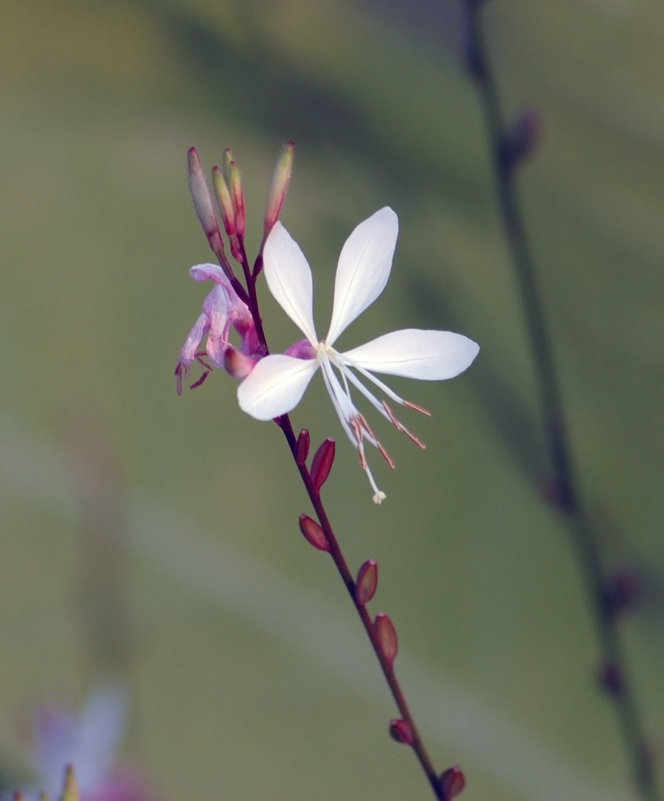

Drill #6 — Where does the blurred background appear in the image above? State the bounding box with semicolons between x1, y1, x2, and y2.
1;1;662;800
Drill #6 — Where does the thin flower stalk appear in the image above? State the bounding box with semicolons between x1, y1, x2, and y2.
176;146;474;800
461;4;659;800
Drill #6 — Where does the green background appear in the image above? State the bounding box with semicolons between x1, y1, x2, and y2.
1;1;662;800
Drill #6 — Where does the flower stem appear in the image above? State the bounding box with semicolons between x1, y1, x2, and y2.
242;242;445;800
461;4;659;799
279;417;444;800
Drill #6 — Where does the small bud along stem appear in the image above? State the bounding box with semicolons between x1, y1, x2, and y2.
461;4;659;800
243;263;446;797
279;416;444;800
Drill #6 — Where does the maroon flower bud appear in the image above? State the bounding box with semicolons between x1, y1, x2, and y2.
355;559;378;605
602;568;639;618
374;612;398;667
501;108;542;170
310;438;336;492
299;514;330;552
389;718;415;746
296;429;311;465
598;661;624;697
440;766;466;800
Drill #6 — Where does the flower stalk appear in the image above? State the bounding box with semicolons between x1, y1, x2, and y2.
177;144;472;799
461;3;660;799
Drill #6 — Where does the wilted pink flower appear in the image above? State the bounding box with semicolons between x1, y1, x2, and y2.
175;264;259;392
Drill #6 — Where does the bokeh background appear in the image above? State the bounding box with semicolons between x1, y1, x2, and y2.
1;1;662;800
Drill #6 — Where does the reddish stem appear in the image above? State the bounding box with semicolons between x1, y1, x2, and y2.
239;235;444;800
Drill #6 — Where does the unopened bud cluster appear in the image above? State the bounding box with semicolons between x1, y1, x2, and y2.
175;143;294;393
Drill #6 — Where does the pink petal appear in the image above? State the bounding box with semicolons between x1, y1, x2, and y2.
189;263;233;287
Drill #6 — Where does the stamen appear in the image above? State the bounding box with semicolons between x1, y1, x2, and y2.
382;402;426;450
403;399;431;417
319;347;391;503
337;361;392;424
350;417;369;469
343;357;409;407
377;442;396;469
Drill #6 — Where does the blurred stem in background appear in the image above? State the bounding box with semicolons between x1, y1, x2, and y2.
459;2;660;800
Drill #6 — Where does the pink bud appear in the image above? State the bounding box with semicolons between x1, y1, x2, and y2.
355;560;378;605
440;766;466;800
296;429;311;465
212;165;236;236
389;718;415;746
264;140;295;233
310;438;335;492
299;514;330;552
374;612;398;667
226;152;246;237
187;147;223;252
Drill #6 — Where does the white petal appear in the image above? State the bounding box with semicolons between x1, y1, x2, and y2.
237;354;318;421
343;329;479;380
263;223;317;344
326;207;398;345
189;263;232;287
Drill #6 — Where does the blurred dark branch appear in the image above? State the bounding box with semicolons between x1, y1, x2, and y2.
460;2;660;799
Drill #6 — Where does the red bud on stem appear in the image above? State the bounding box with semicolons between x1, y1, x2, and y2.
374;612;398;667
310;438;335;491
296;429;311;465
355;559;378;605
389;718;415;746
440;766;466;800
299;514;330;552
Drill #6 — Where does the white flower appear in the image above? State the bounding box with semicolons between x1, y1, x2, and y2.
237;207;479;503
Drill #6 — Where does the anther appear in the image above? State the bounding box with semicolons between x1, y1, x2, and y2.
403;399;431;416
382;402;426;450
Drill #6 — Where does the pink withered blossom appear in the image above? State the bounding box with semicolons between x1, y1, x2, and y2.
175;264;259;392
